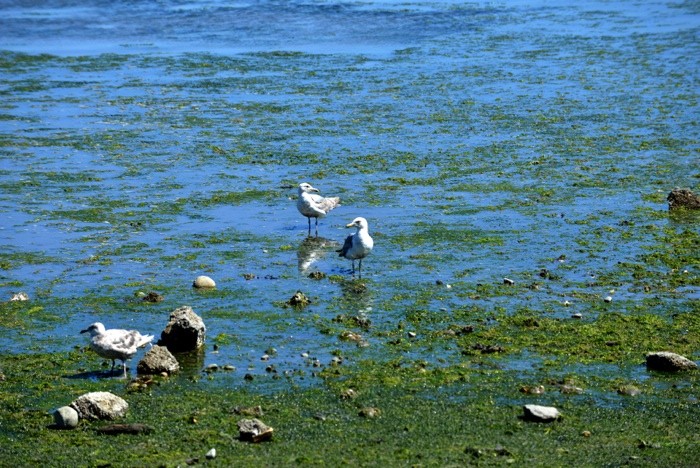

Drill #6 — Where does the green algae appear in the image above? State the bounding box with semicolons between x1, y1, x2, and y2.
2;350;699;466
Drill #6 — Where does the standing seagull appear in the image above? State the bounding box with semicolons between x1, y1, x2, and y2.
337;217;374;278
80;322;153;376
296;182;341;236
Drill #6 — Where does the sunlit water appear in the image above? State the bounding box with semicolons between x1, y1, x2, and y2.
0;0;698;386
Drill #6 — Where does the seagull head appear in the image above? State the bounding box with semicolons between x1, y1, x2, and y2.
298;182;320;194
346;217;369;230
80;322;106;336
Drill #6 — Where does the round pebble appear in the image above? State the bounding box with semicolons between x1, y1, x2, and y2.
193;275;216;289
604;295;613;303
53;406;79;429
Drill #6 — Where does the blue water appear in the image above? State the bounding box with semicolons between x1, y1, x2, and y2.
0;0;698;386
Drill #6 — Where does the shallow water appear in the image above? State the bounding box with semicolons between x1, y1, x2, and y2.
1;0;699;388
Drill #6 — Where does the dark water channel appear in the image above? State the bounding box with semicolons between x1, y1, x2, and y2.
1;0;698;390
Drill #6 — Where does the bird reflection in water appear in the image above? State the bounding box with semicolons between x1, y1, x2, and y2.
297;236;338;274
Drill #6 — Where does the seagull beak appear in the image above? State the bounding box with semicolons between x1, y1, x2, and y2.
310;187;320;193
346;222;354;228
80;328;88;334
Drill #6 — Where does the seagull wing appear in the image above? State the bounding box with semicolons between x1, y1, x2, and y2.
337;234;354;258
309;194;340;214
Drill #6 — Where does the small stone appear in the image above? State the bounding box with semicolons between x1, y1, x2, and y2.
358;407;381;418
237;418;273;442
223;365;236;371
234;405;264;417
503;278;515;285
53;406;79;429
604;296;613;303
193;275;216;289
519;385;545;395
142;291;164;303
571;313;582;319
408;332;417;339
206;448;216;460
563;300;571;307
137;345;180;375
205;363;219;373
560;385;584;395
287;290;310;307
646;351;698;372
522;404;560;422
617;385;642;396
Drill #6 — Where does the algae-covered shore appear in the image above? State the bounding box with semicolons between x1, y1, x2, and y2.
1;0;699;465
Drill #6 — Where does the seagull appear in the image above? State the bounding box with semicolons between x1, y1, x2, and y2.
337;217;374;278
80;322;153;376
296;182;341;236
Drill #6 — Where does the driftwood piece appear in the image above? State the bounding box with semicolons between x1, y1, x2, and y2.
96;423;154;435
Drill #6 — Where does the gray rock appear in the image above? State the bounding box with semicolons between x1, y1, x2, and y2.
53;406;79;429
237;418;273;442
158;306;206;352
70;392;128;421
136;345;180;375
522;404;560;422
646;351;698;372
668;188;700;210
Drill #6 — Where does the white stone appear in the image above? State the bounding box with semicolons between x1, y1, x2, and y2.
193;275;216;288
523;404;560;422
53;406;79;429
206;448;216;460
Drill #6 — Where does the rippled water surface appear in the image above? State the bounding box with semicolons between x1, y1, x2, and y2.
1;0;699;386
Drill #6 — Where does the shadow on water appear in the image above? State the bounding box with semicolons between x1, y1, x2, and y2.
64;369;125;380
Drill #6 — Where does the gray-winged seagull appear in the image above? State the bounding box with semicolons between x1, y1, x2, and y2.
296;182;340;236
80;322;153;376
337;217;374;278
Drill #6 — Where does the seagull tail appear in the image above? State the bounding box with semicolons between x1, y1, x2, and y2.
138;334;155;348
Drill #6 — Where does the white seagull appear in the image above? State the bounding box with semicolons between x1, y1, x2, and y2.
337;217;374;278
296;182;341;236
80;322;153;376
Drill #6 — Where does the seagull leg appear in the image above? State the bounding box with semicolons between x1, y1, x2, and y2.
307;217;312;236
315;217;319;238
358;259;363;279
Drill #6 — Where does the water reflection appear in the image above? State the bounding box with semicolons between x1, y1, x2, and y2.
297;236;338;274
